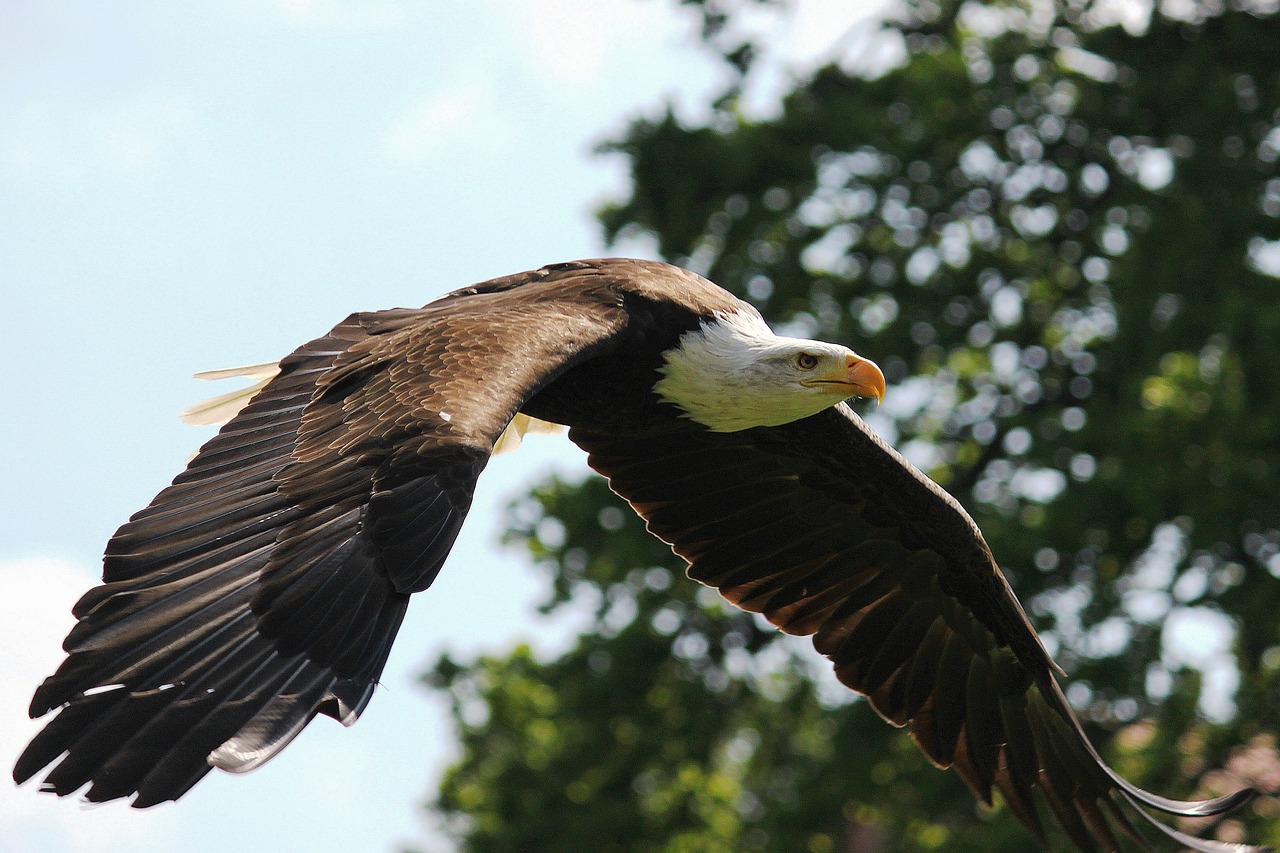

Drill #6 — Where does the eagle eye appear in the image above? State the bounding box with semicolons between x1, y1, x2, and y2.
795;353;819;370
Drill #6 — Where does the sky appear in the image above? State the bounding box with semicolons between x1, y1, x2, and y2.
0;2;891;852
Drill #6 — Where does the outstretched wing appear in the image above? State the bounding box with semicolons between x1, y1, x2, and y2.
15;263;629;807
571;404;1262;853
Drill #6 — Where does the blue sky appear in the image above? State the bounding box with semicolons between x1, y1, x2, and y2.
0;3;888;851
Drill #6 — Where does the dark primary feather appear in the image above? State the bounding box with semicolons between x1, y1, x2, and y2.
15;260;647;806
570;404;1266;853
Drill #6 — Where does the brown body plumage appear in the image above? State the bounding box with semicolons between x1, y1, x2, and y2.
15;259;1266;852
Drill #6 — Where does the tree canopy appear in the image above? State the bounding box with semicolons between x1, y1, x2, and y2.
420;1;1280;850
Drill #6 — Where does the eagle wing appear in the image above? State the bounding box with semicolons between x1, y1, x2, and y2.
15;264;629;807
571;404;1261;853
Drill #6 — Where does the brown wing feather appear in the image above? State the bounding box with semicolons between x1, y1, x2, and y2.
571;404;1262;853
15;261;636;806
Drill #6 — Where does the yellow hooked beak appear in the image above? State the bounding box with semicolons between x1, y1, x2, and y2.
804;353;886;404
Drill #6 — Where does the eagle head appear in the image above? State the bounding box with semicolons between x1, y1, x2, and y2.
654;309;886;432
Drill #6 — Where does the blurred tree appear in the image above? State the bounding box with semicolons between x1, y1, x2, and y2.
421;0;1280;850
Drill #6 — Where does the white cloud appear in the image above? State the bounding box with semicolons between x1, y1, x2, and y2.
516;0;673;84
0;557;171;852
677;0;898;118
784;0;896;60
247;0;423;31
381;79;506;168
0;557;93;765
1;90;197;184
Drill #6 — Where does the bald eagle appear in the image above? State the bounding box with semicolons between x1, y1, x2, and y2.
15;259;1266;852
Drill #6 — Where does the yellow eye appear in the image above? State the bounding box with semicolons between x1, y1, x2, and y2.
795;353;819;370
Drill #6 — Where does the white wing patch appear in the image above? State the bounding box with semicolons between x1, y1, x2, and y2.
492;412;566;455
180;362;563;454
180;362;281;427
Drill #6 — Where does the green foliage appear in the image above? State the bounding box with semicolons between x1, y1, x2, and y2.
421;1;1280;849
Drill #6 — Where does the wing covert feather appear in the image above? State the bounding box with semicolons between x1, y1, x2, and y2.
16;262;633;806
571;404;1263;853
